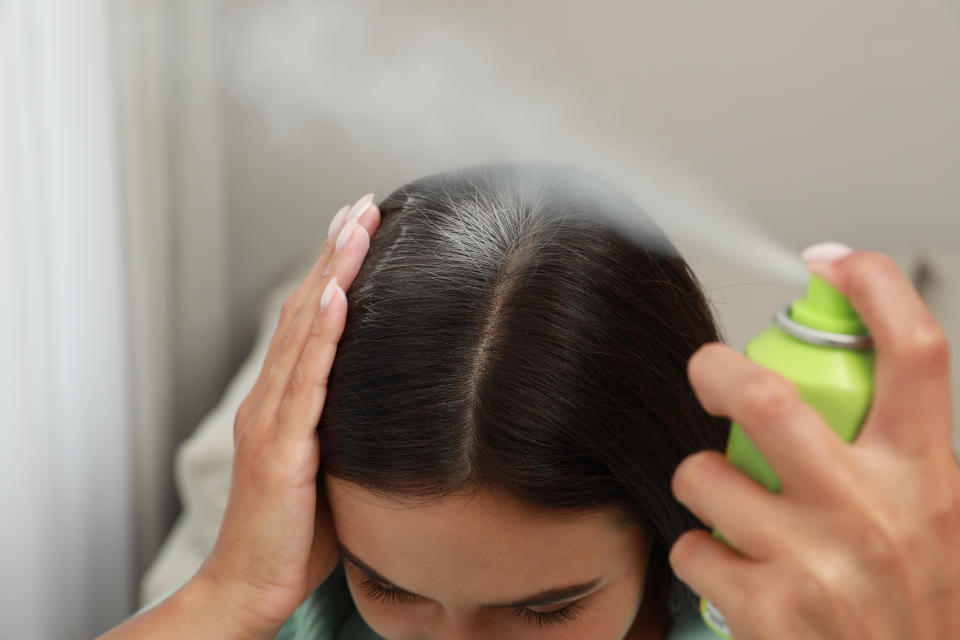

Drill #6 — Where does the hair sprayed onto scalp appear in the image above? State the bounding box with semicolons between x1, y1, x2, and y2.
318;163;729;623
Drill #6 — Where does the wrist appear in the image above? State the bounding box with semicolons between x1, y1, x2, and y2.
174;571;282;640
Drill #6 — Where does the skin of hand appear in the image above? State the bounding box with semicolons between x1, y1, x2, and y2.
668;248;960;640
97;193;382;640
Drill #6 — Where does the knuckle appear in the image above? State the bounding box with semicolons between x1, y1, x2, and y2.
899;322;951;374
840;501;911;587
279;296;298;324
928;485;960;542
237;420;282;473
276;322;298;355
737;373;797;422
792;566;835;613
233;406;248;436
309;309;326;336
857;518;901;572
791;542;861;612
233;418;258;455
308;341;334;379
287;363;310;395
235;398;249;421
288;342;330;394
233;394;262;439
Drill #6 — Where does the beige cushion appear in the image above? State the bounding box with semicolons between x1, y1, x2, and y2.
140;244;960;606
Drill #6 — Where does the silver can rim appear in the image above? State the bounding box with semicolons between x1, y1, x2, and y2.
774;303;873;350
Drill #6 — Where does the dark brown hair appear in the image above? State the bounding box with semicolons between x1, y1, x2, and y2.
318;163;730;624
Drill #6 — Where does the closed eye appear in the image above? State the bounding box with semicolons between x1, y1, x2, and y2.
358;576;584;628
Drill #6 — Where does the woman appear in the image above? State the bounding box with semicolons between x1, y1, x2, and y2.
102;164;960;639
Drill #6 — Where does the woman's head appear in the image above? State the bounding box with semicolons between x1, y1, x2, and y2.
318;163;730;638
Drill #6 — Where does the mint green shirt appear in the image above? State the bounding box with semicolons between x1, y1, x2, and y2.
275;562;717;639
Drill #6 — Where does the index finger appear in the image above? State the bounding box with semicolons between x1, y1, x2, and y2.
804;248;953;454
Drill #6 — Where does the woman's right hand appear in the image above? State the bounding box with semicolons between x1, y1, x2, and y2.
197;193;382;636
98;193;381;640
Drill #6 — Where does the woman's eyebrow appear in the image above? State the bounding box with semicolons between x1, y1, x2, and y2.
337;541;602;608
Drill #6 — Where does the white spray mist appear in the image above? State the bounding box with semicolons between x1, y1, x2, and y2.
222;0;808;286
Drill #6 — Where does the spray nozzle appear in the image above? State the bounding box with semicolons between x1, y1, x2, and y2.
789;274;867;336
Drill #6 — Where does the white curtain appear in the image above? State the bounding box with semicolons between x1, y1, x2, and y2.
0;0;134;637
114;0;231;586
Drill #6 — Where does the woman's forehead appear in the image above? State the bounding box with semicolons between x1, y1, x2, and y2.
324;476;647;600
327;478;642;568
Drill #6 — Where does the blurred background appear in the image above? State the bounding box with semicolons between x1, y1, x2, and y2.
2;0;958;638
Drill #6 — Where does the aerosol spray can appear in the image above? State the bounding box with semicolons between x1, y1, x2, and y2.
700;272;876;638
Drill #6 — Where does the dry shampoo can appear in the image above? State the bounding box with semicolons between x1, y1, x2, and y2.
700;272;876;638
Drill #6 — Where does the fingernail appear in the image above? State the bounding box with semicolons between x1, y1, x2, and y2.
335;216;359;251
346;193;375;223
801;242;853;285
319;276;338;312
327;205;350;240
801;242;853;263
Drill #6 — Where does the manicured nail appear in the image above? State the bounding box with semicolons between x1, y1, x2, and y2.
801;242;853;263
320;276;338;312
346;193;375;223
801;242;853;285
335;216;359;251
327;205;350;240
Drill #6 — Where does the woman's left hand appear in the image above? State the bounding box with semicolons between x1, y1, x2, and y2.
669;247;960;639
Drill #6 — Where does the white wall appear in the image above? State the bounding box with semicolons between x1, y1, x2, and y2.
217;0;960;365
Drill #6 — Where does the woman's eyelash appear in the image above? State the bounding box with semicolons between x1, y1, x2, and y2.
359;576;418;605
513;601;583;627
358;576;584;627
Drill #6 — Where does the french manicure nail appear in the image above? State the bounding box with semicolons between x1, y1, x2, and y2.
327;205;350;240
335;216;359;251
320;277;338;312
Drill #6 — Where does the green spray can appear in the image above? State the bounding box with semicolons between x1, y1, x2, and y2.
700;271;875;638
